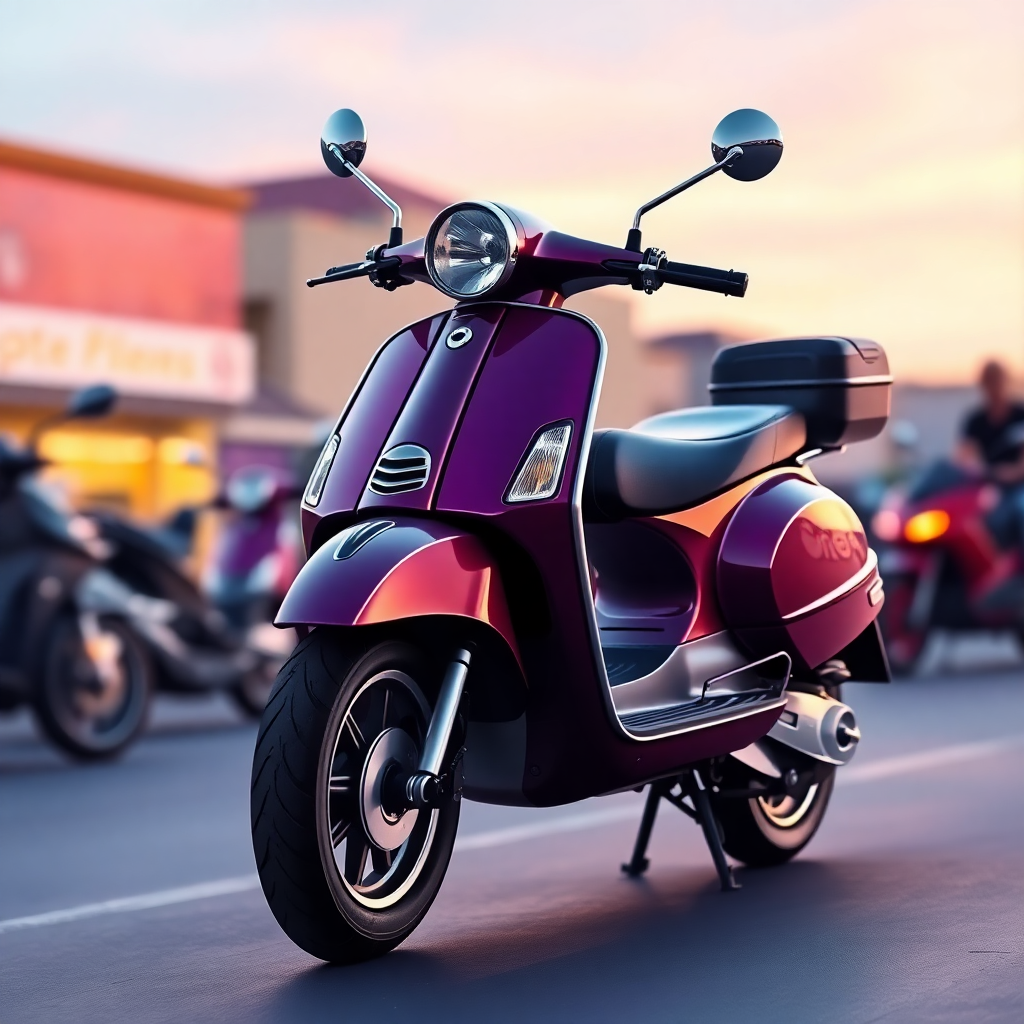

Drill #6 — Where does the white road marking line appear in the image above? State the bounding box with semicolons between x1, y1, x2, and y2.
0;876;261;935
3;733;1023;935
837;734;1024;786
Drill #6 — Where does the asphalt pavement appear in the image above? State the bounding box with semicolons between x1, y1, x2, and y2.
2;642;1024;1024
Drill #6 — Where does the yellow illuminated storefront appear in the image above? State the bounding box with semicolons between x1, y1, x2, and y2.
0;405;218;518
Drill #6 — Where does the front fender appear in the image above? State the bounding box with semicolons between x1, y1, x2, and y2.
276;518;519;663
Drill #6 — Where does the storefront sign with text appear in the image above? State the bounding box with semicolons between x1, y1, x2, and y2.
0;301;255;405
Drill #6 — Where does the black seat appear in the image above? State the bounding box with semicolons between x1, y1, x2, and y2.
584;405;806;520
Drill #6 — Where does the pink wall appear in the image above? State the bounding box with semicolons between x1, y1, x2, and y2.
0;166;241;328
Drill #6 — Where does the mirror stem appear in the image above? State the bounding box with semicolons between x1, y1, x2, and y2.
626;145;743;252
328;144;403;247
26;412;66;452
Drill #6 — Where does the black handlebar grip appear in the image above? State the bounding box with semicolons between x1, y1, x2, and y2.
658;260;748;297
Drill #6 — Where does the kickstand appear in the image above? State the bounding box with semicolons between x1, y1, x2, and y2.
621;771;741;892
621;780;668;877
686;768;741;892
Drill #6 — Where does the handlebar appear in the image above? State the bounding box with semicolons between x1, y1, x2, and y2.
657;260;747;297
307;256;402;288
604;257;748;297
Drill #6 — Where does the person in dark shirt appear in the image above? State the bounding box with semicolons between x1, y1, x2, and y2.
956;359;1024;546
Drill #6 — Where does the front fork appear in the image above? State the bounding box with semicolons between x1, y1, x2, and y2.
906;551;943;631
399;648;471;809
77;611;125;692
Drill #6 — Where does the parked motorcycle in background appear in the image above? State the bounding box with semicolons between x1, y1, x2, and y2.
87;479;294;721
0;385;153;759
249;107;893;964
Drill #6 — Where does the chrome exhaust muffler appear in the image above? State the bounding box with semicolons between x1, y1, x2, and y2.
767;690;861;765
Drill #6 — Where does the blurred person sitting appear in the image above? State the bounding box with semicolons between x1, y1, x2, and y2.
956;359;1024;548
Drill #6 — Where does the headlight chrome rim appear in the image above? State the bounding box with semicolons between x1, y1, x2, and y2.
425;201;520;300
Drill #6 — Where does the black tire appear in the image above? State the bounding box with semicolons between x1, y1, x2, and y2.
33;614;152;760
250;630;461;964
713;767;835;868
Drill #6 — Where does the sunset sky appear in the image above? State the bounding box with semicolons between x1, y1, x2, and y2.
2;0;1021;383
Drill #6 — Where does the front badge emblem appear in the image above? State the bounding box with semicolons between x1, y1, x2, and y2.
446;326;473;349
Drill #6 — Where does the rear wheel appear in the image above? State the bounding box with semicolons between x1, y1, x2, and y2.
250;630;461;963
33;614;152;760
713;767;835;867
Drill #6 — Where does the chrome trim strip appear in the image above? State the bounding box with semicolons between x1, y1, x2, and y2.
563;310;619;730
709;374;893;389
780;549;877;621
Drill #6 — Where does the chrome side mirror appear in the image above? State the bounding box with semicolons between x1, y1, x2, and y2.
319;108;403;247
711;109;783;182
320;108;367;178
67;383;117;420
626;109;783;250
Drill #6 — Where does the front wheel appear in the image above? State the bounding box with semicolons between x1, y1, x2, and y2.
712;767;835;867
250;630;461;963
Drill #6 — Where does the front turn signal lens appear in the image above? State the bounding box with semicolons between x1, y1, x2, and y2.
303;434;339;508
506;422;573;503
903;509;950;543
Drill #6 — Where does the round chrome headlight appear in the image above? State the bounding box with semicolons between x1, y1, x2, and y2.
425;202;518;299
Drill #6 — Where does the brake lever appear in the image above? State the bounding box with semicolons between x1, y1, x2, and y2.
306;256;402;289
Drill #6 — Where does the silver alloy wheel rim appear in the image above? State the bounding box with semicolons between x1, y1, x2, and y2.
324;670;439;909
756;783;819;828
49;618;144;748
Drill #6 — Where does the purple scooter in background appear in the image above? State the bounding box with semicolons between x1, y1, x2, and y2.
204;465;300;714
251;107;893;963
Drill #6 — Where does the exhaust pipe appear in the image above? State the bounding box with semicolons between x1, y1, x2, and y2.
768;690;861;765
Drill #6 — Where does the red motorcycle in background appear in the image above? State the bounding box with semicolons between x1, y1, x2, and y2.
874;460;1024;673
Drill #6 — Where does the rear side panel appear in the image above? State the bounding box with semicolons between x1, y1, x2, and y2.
717;474;883;669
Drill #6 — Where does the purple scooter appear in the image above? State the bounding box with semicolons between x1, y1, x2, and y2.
204;465;301;714
251;107;892;963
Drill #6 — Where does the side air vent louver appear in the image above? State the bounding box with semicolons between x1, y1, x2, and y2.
369;444;431;495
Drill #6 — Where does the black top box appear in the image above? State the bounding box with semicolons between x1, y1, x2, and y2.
709;336;892;449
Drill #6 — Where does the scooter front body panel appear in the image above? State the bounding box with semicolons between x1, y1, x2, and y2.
293;302;789;804
301;311;449;548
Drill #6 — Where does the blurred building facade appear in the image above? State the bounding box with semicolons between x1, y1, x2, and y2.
0;140;257;518
242;172;654;431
